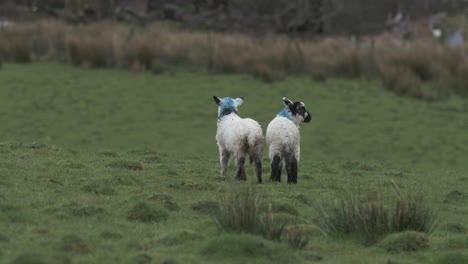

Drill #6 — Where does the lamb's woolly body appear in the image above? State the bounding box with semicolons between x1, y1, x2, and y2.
216;114;263;158
213;96;263;183
266;116;301;162
266;98;311;184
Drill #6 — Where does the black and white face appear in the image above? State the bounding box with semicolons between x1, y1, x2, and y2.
283;97;312;123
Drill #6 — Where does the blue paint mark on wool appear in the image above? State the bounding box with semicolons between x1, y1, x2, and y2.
277;107;293;120
218;97;239;121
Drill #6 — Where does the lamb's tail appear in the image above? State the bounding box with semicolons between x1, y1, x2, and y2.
248;135;264;164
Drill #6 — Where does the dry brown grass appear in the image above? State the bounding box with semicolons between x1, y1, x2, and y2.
1;19;467;99
377;42;468;99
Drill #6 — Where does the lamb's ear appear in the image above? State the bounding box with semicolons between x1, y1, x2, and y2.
282;97;293;107
213;96;221;106
234;97;244;107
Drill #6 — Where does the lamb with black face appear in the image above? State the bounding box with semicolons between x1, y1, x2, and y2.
265;97;312;184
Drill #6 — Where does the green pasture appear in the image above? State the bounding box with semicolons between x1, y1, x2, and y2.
0;63;467;264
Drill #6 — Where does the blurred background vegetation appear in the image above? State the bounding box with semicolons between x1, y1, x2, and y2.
1;0;468;100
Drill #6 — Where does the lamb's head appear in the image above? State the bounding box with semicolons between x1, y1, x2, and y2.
278;97;312;124
213;96;244;121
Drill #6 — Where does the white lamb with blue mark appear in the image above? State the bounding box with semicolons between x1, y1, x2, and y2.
213;96;263;183
266;97;311;184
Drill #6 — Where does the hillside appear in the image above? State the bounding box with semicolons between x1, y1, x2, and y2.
0;63;467;263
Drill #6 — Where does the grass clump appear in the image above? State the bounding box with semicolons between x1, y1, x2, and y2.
378;231;429;253
284;222;310;250
127;202;169;223
314;185;435;244
200;233;303;264
214;185;285;241
272;202;300;216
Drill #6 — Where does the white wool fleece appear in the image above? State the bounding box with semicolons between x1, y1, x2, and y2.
216;113;263;158
266;117;301;162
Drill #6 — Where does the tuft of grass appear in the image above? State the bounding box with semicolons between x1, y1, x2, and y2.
272;202;300;216
313;185;435;244
127;202;169;223
391;194;436;234
200;233;303;264
214;185;262;234
214;185;285;241
377;231;429;253
284;221;310;250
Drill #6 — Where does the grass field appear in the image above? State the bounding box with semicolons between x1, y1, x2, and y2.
0;63;467;264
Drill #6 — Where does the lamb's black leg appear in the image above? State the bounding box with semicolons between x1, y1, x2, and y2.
236;156;246;181
286;156;298;184
220;150;230;176
270;155;282;182
254;157;262;183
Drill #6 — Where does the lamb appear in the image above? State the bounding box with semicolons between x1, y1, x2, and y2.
213;96;263;183
266;97;311;184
